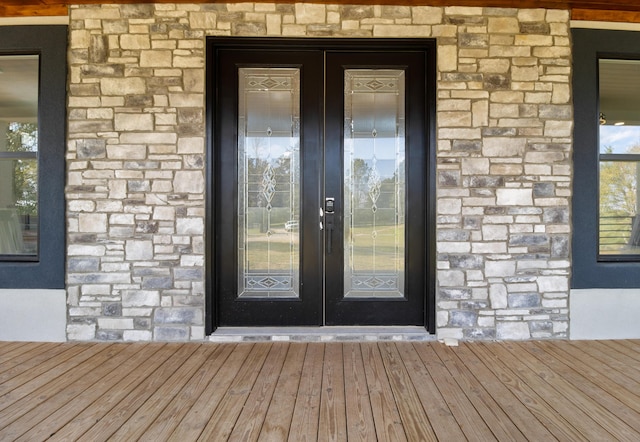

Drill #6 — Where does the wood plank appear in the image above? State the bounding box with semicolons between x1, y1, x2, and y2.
453;343;556;440
509;342;639;440
0;343;51;372
469;342;589;442
0;343;82;385
2;340;640;440
137;344;235;441
342;343;376;442
360;342;407;442
2;0;640;16
0;342;45;364
431;342;528;441
109;344;221;440
571;341;640;384
411;342;496;441
75;343;202;441
529;341;640;435
12;343;166;442
541;341;640;412
0;5;68;17
572;8;640;22
378;343;437;441
258;343;307;441
287;343;325;442
318;343;347;442
488;342;615;440
46;343;177;441
0;343;130;439
0;344;105;411
25;0;640;13
558;341;640;396
601;340;640;369
165;343;252;441
196;343;272;441
394;343;465;441
228;342;289;442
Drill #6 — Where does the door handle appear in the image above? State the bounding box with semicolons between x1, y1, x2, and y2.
324;198;335;254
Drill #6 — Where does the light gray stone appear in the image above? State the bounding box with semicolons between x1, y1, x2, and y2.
125;240;153;261
497;322;530;340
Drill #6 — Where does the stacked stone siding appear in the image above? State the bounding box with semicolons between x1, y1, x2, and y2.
66;4;572;341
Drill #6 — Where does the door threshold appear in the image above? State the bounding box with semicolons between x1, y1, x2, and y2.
209;326;435;343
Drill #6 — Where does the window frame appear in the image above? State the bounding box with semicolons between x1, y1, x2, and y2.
0;26;66;288
573;28;640;288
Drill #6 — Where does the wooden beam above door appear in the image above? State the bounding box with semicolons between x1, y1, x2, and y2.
1;0;640;20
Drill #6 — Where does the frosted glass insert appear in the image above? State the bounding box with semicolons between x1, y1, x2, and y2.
344;70;405;298
238;68;300;298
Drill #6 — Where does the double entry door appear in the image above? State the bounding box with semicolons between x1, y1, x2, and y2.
211;39;433;328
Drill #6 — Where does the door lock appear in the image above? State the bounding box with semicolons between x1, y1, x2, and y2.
325;197;335;213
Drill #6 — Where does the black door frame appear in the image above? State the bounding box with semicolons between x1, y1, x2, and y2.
205;37;437;334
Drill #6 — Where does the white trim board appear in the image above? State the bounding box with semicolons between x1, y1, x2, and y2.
571;20;640;31
0;289;67;342
570;288;640;340
0;16;69;26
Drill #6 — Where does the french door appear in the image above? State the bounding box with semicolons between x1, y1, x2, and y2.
208;39;434;329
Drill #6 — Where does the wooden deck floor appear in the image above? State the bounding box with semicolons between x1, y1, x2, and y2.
1;340;640;441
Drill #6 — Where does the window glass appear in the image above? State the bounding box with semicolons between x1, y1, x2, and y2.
599;59;640;258
0;55;39;257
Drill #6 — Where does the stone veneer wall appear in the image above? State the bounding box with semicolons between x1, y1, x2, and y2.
66;3;572;341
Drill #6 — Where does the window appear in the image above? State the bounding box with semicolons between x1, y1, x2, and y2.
598;59;640;259
0;26;66;288
573;29;640;287
0;56;39;258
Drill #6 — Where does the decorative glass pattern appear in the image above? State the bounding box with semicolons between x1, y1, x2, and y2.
343;70;406;298
238;68;300;298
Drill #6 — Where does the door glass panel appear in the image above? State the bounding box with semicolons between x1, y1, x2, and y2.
0;55;39;257
238;68;300;298
343;69;405;298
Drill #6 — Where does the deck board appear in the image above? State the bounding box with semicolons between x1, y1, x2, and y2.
342;343;376;442
288;343;324;441
110;344;219;440
0;344;131;439
16;343;165;442
470;342;588;441
361;342;407;441
168;343;250;440
76;343;200;441
453;344;556;440
228;342;289;441
395;343;466;441
517;341;640;440
508;341;638;440
413;342;496;440
0;344;106;412
434;342;529;441
317;342;347;442
196;343;271;441
139;343;235;441
258;343;306;441
1;339;640;441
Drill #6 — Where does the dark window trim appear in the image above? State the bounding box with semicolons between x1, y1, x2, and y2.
572;28;640;288
0;26;67;289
